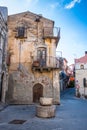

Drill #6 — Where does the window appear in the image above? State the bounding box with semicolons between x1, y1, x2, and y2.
37;47;46;67
18;27;25;38
80;64;84;69
15;26;26;39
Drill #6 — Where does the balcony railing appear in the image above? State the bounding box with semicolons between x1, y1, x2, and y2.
6;57;63;72
43;27;60;38
32;56;63;70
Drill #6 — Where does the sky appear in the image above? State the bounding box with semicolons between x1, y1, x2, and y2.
0;0;87;65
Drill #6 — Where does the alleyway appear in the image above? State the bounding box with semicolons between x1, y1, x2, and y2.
0;88;87;130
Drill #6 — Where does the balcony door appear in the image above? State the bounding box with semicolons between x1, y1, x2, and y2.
37;48;46;67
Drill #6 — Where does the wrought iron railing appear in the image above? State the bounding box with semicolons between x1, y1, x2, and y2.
32;56;62;69
7;56;63;71
43;27;60;38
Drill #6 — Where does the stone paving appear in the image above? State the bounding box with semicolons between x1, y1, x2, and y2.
0;102;8;111
0;88;87;130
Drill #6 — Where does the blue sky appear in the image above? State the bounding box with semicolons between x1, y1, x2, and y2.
0;0;87;65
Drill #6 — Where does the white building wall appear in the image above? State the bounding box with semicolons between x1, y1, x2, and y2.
75;68;87;96
75;63;87;69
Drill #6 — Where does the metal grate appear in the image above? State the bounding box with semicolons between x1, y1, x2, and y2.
9;119;26;124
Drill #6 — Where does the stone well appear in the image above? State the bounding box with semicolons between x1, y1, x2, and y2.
40;97;53;106
36;97;56;118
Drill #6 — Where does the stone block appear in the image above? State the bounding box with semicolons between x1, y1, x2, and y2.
40;97;53;106
36;105;56;118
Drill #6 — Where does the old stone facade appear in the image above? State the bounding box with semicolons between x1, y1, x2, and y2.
75;52;87;97
6;11;61;104
0;7;8;103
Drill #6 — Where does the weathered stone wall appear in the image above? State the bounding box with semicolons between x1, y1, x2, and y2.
7;71;60;105
7;12;54;69
7;11;60;104
0;6;8;103
53;70;60;104
7;71;34;104
7;69;60;104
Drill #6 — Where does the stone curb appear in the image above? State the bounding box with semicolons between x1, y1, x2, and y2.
0;103;8;111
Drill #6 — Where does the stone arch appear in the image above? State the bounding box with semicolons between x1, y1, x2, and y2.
33;83;43;103
36;75;53;98
38;75;52;87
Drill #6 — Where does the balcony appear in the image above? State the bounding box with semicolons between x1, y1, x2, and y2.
32;56;63;71
43;27;60;40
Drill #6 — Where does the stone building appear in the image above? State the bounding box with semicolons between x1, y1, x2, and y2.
59;58;69;91
0;7;8;103
6;11;61;104
75;51;87;97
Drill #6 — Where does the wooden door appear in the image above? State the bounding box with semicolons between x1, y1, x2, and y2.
33;83;43;103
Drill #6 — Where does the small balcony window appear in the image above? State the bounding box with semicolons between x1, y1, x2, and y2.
15;26;27;39
18;27;25;37
80;64;84;69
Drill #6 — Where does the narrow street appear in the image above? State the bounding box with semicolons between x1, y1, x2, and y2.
0;88;87;130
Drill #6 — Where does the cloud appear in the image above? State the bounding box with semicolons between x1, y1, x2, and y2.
26;0;32;2
65;0;81;9
26;0;39;3
26;0;39;4
50;2;60;9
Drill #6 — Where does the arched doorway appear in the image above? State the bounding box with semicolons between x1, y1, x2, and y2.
33;83;43;103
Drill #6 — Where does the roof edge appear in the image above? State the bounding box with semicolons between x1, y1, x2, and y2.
8;11;54;23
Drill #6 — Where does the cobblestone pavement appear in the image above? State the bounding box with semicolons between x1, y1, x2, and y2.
0;88;87;130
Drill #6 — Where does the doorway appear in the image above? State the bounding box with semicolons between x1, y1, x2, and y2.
33;83;43;103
